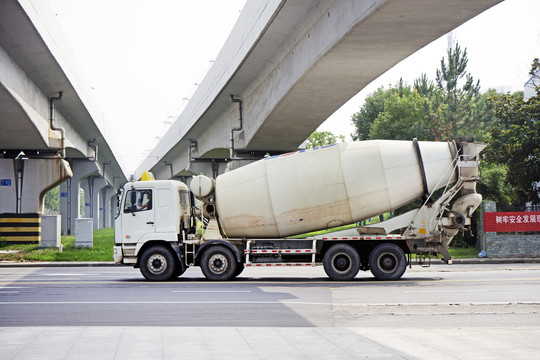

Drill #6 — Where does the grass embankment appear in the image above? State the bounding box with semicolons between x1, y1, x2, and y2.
0;226;478;262
0;227;114;262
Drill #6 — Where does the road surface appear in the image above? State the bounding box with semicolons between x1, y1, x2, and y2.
1;263;539;359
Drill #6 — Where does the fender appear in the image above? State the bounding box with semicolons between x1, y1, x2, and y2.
195;240;242;264
170;242;187;273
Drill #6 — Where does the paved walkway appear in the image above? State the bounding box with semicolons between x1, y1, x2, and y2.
1;326;539;359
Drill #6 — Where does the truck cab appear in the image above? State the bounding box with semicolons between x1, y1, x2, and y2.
114;178;192;278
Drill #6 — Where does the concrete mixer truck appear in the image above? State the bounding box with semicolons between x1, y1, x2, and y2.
113;138;485;281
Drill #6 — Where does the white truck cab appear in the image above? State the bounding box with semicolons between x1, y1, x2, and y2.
113;179;192;272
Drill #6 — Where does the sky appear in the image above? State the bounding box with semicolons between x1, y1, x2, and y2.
48;0;540;175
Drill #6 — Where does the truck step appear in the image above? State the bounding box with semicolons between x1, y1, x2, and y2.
245;249;316;254
246;262;321;267
321;235;404;240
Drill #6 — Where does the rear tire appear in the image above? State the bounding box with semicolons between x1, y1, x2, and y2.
200;245;237;281
140;245;177;281
369;243;407;281
323;243;361;281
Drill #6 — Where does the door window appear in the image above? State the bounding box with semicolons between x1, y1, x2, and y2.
124;189;153;213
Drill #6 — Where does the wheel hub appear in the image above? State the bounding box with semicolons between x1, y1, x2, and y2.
148;254;166;274
379;253;397;273
209;254;228;273
333;254;351;272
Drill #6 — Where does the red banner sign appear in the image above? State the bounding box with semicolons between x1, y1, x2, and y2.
484;211;540;232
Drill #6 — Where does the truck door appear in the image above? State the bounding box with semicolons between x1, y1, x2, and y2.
120;188;155;244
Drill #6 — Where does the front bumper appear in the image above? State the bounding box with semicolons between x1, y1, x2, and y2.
113;246;123;263
113;245;137;264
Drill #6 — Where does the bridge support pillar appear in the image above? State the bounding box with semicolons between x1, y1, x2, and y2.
0;158;72;243
59;160;99;235
103;186;116;228
91;177;107;230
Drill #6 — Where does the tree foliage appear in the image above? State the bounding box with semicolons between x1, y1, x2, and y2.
44;186;60;214
435;44;483;139
351;42;494;143
349;45;539;208
351;87;395;141
476;163;516;207
305;131;345;149
369;91;435;141
485;68;540;204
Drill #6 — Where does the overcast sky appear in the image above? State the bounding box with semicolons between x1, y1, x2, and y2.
49;0;540;175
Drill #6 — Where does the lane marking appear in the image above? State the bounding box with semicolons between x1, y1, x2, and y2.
403;289;490;293
172;290;251;293
43;274;88;276
0;287;28;289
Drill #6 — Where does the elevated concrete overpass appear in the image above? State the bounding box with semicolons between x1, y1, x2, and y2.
137;0;502;180
0;0;127;237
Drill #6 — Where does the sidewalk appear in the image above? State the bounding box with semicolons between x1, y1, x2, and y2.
1;326;539;359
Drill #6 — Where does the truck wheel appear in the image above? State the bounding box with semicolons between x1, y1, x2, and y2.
200;245;237;281
140;245;177;281
369;243;407;281
323;244;361;281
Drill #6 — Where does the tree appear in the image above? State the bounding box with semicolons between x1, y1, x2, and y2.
486;82;540;204
351;88;389;141
368;91;436;141
44;186;60;214
351;85;405;141
305;131;345;149
476;163;517;208
352;43;495;143
530;57;540;91
435;43;486;140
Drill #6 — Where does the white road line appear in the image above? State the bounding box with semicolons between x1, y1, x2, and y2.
172;290;252;293
403;289;490;293
0;291;19;294
43;274;87;276
0;287;28;289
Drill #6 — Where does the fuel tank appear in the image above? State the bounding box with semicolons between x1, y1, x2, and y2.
215;140;457;238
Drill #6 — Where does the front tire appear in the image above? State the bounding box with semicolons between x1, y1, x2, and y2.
140;245;177;281
200;245;237;281
369;243;407;281
323;243;361;281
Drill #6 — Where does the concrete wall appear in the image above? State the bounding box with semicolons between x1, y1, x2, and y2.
478;201;540;258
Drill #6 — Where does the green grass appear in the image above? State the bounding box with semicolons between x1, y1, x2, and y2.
448;247;478;259
0;227;114;262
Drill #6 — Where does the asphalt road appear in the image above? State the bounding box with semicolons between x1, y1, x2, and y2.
1;263;540;328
